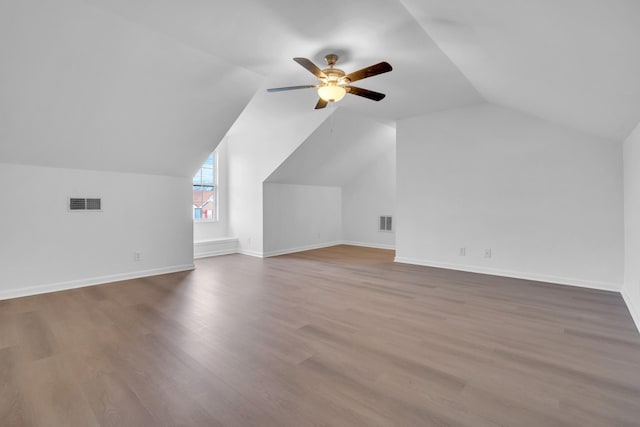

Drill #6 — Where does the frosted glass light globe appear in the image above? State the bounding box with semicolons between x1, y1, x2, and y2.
317;84;346;102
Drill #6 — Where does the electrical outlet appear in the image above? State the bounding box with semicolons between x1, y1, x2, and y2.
459;247;466;256
484;248;492;258
134;251;141;262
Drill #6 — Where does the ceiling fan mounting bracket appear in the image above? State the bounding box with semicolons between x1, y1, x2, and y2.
324;54;339;67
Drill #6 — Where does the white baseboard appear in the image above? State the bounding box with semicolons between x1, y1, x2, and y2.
194;249;237;259
263;241;343;258
236;248;264;258
393;257;621;292
236;240;394;258
622;290;640;334
194;237;239;259
0;264;195;301
342;241;395;250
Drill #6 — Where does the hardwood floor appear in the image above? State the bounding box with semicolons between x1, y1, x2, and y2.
1;245;640;426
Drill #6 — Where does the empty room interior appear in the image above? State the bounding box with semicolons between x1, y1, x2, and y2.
2;0;640;426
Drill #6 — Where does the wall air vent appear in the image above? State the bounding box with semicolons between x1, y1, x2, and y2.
379;215;393;232
86;198;101;210
69;198;86;211
69;197;102;212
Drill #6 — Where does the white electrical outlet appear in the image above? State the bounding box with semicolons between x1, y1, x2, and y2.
134;251;141;262
459;247;466;256
484;248;492;258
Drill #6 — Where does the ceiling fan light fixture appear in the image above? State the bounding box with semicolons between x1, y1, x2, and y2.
267;55;392;109
317;83;346;102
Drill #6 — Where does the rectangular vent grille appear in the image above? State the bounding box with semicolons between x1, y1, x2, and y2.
69;198;86;210
86;198;101;210
379;216;393;232
69;197;102;212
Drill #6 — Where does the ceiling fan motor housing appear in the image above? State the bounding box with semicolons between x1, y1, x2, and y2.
322;68;347;84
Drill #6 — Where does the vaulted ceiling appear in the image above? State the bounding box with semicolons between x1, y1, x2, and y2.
401;0;640;141
1;0;639;177
266;111;395;186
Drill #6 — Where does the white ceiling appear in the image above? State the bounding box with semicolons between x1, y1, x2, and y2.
87;0;483;121
0;0;261;176
266;110;395;186
401;0;640;141
2;0;640;177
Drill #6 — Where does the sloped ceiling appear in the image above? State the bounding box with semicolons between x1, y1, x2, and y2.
0;0;261;177
2;0;640;178
266;111;395;186
224;74;334;183
401;0;640;141
86;0;483;121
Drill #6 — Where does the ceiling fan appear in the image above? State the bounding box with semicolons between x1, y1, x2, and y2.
267;54;392;109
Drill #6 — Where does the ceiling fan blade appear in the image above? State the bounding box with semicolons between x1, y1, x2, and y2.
267;85;317;92
345;86;386;101
314;98;328;109
344;62;392;84
294;58;327;79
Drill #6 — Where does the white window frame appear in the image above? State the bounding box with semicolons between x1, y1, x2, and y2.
193;152;219;223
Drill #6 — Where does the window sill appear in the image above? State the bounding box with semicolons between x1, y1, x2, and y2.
194;219;220;224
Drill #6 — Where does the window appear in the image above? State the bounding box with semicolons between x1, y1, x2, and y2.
193;152;217;221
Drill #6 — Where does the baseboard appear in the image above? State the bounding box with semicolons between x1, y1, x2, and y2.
236;248;264;258
194;249;237;259
0;264;195;301
393;257;621;292
342;241;395;250
261;240;395;257
194;237;239;259
263;241;343;257
622;290;640;333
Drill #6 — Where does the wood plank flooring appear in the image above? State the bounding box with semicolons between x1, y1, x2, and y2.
1;245;639;426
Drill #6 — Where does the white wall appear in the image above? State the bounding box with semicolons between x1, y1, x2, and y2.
396;103;624;290
226;84;331;256
263;183;342;256
0;163;193;299
623;121;640;330
266;110;397;250
342;146;396;249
